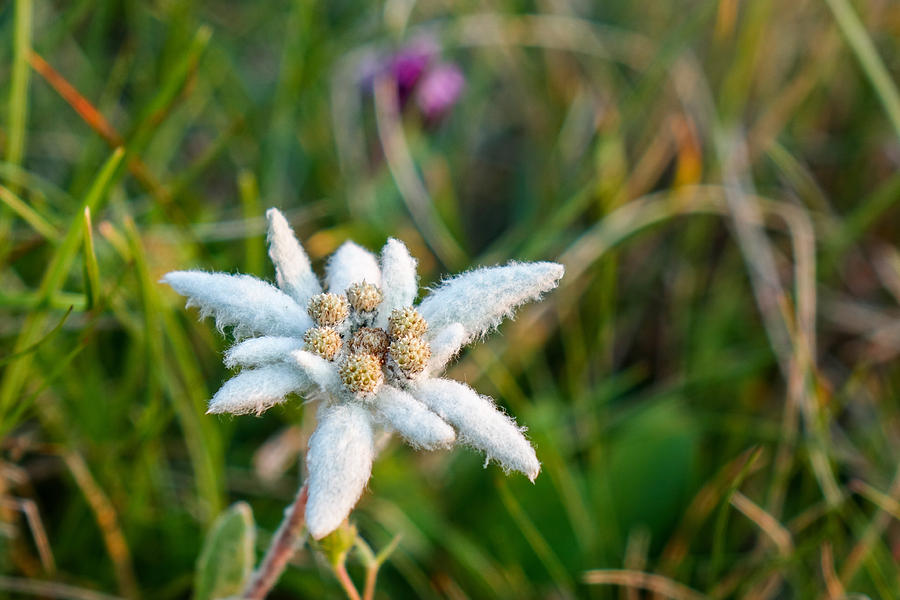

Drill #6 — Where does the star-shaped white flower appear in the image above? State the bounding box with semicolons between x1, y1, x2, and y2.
162;208;564;539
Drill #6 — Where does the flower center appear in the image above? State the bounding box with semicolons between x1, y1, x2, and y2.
305;284;432;395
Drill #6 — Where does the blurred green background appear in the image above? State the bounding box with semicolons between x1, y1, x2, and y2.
2;0;900;598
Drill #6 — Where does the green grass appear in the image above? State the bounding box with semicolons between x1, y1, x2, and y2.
2;1;900;598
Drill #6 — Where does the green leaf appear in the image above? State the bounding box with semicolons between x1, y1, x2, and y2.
194;502;256;600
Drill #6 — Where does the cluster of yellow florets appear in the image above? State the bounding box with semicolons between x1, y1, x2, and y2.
303;327;342;361
386;307;431;378
389;335;431;376
338;352;383;394
307;293;349;327
388;306;428;339
346;281;383;313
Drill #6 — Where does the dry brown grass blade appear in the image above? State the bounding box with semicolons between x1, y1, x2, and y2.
62;452;140;600
0;496;55;574
840;473;900;588
28;52;123;147
28;51;171;206
0;575;124;600
730;492;793;556
821;542;845;600
583;569;707;600
657;447;765;575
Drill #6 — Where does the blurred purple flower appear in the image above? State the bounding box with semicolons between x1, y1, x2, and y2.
389;38;438;104
415;63;465;122
356;36;464;122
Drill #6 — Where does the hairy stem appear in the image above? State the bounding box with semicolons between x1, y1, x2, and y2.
242;484;308;600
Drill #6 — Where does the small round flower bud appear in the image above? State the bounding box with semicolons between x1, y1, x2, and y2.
346;282;383;313
349;327;390;359
307;293;349;326
389;336;431;377
303;327;342;361
339;353;384;394
388;307;427;339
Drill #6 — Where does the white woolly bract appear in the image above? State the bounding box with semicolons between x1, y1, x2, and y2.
162;271;312;339
305;402;374;539
370;385;455;449
418;262;564;342
326;241;381;294
424;323;466;377
292;350;342;396
414;378;540;481
224;336;304;369
376;238;418;329
208;364;310;415
266;208;321;305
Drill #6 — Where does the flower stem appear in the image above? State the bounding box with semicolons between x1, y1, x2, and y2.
334;561;361;600
361;564;378;600
242;484;308;600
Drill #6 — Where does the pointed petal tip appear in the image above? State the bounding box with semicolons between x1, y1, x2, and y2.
159;270;188;286
529;260;565;285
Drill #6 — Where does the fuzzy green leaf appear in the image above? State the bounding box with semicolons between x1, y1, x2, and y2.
194;502;256;600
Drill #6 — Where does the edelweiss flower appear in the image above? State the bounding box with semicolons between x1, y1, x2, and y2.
162;209;564;539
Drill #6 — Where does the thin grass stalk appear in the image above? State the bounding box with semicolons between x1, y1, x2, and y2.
824;0;900;141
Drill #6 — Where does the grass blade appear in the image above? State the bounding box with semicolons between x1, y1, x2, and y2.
5;0;32;184
0;307;73;367
0;184;60;240
824;0;900;140
0;147;124;427
82;207;101;309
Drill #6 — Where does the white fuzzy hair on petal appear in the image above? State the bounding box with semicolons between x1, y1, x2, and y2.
224;336;305;369
369;385;455;449
162;271;312;339
424;323;466;377
375;238;418;328
266;208;322;305
418;262;564;343
305;402;374;539
325;241;381;294
208;364;310;415
414;378;540;481
292;350;343;396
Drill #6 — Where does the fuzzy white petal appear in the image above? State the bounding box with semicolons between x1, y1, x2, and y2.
375;238;418;328
224;336;305;369
291;350;342;396
305;402;374;539
418;262;564;342
208;364;310;415
424;323;467;377
325;241;381;294
266;208;322;305
162;271;312;339
370;385;455;449
414;378;540;481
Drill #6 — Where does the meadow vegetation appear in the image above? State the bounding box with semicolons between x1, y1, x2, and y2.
2;0;900;597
